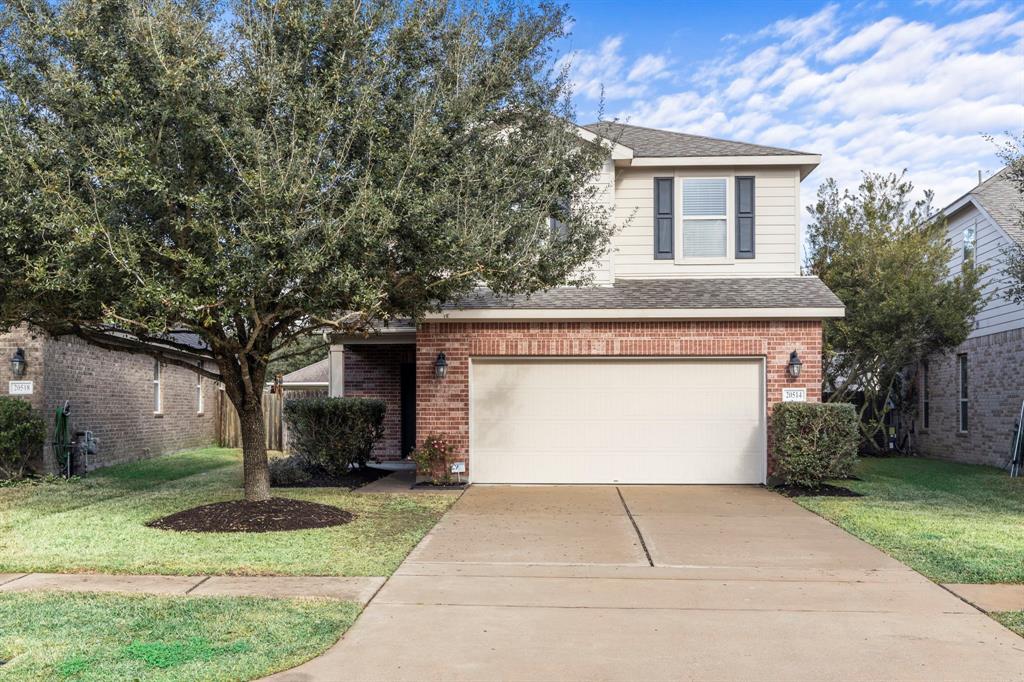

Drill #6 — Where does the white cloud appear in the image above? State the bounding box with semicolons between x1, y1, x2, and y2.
822;17;903;62
627;54;670;82
758;4;841;48
598;6;1024;216
559;36;648;101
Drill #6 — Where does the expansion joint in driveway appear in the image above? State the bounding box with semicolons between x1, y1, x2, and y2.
615;487;653;567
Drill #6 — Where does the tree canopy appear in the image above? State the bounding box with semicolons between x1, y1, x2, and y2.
805;171;984;451
993;136;1024;305
0;0;615;499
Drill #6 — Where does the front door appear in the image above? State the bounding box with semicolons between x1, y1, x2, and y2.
400;362;417;457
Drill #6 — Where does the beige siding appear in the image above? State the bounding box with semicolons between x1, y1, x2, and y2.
582;158;616;284
946;203;1024;338
608;166;802;279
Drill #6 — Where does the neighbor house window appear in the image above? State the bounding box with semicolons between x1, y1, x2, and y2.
196;361;204;414
153;360;163;414
957;353;968;432
921;361;930;430
681;178;728;258
962;226;976;265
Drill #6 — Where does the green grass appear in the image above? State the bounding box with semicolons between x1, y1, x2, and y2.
0;591;357;681
993;611;1024;637
794;457;1024;584
0;447;455;576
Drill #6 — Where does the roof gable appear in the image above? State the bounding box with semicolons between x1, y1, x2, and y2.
581;122;813;158
942;168;1024;247
972;168;1024;246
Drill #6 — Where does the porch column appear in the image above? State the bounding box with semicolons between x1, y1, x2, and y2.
328;344;344;397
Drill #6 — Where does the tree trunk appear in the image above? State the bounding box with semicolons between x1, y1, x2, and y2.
238;398;271;502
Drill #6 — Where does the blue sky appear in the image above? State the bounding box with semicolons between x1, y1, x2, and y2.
557;0;1024;211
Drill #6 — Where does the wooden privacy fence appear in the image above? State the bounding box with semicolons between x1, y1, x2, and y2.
217;388;327;452
218;390;284;451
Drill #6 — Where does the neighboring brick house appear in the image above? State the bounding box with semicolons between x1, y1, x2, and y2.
328;123;845;483
914;168;1024;468
0;326;218;472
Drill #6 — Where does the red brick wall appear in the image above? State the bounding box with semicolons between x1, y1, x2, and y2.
2;328;218;472
415;320;823;476
0;326;47;414
916;328;1024;468
343;344;415;459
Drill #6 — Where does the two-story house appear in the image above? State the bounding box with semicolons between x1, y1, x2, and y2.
328;122;845;484
916;168;1024;468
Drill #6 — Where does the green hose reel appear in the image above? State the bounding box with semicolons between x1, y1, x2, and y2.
52;402;72;478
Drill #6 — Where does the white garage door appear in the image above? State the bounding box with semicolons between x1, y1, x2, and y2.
470;358;765;484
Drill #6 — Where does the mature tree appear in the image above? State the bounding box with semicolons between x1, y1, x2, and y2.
267;334;329;379
805;172;985;452
992;135;1024;304
0;0;615;500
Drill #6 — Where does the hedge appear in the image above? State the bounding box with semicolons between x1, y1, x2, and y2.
772;402;859;488
283;397;386;475
0;397;46;480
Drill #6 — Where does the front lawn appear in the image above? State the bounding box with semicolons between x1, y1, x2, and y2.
0;447;455;576
993;611;1024;637
0;591;357;681
795;457;1024;584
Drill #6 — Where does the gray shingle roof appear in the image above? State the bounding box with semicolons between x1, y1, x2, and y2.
971;167;1024;246
282;358;329;384
448;277;843;310
582;122;813;158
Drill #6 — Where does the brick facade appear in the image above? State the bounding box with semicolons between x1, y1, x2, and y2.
343;344;415;459
415;320;823;477
1;327;218;472
915;328;1024;468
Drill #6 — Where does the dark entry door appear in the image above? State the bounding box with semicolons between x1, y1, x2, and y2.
400;362;416;457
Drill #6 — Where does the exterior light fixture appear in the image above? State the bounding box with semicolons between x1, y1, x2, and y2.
434;352;448;379
787;350;803;379
10;348;26;378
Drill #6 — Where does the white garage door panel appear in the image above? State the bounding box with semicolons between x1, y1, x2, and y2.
471;358;764;484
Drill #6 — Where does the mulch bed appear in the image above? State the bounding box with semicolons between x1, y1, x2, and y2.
147;498;354;533
774;483;863;498
412;481;468;490
272;466;390;490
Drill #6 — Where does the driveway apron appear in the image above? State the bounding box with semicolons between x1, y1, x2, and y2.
267;485;1024;681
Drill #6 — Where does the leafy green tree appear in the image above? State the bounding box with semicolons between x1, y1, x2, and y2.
267;334;329;380
992;136;1024;305
805;172;985;452
0;0;614;500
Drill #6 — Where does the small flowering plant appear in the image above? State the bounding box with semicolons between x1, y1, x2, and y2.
411;434;458;485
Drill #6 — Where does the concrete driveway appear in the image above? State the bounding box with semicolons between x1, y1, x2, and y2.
270;485;1024;681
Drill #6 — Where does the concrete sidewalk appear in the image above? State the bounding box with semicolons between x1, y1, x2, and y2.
0;572;383;604
267;485;1024;682
945;583;1024;612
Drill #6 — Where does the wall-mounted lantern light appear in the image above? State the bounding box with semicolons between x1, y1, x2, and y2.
10;348;26;379
787;350;803;379
434;352;448;380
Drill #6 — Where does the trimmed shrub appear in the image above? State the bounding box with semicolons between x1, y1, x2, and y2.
772;402;859;488
268;455;312;486
0;397;46;481
283;397;385;476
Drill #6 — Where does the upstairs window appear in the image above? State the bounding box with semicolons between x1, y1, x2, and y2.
962;226;976;265
548;197;570;239
681;178;727;258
